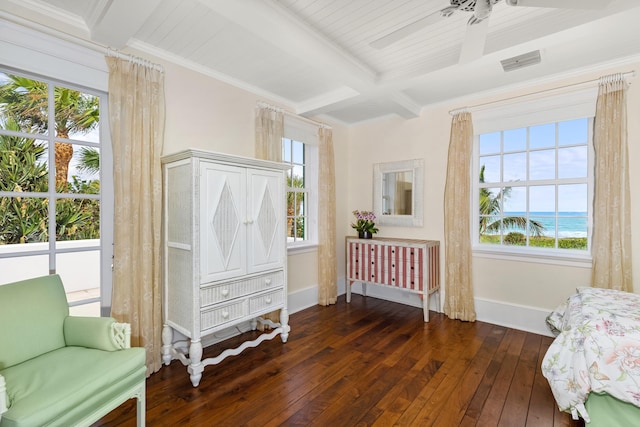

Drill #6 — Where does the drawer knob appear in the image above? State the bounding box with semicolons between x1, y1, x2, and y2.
222;311;229;319
265;278;272;286
221;289;229;297
265;297;272;304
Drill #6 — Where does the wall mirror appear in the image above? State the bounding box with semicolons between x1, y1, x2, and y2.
373;159;424;227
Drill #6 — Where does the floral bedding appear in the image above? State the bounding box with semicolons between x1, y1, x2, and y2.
541;287;640;422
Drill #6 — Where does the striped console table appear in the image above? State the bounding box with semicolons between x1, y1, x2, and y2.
346;237;440;322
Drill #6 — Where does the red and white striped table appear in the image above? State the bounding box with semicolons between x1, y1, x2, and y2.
346;237;440;322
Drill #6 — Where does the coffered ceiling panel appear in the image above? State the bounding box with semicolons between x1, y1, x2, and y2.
3;0;639;125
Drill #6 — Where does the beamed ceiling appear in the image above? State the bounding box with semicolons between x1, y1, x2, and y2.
2;0;640;125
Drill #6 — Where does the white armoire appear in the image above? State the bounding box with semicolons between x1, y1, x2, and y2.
160;149;290;387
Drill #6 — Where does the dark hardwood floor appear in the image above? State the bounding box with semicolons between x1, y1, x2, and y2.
95;295;583;426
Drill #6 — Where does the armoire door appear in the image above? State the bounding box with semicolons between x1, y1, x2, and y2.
200;162;247;283
246;168;284;274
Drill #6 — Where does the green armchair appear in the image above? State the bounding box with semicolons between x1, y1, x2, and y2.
0;274;146;427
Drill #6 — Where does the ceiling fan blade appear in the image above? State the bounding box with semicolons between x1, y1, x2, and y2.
370;11;443;49
505;0;613;9
458;19;489;64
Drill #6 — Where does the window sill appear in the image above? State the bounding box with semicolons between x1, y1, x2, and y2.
287;243;318;255
472;245;592;268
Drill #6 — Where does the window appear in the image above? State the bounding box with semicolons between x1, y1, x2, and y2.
282;117;318;249
0;69;112;315
472;88;597;261
283;137;307;243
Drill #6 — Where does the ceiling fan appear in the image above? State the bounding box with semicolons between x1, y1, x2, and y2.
370;0;613;63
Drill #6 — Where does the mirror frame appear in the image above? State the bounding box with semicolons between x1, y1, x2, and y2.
373;159;424;227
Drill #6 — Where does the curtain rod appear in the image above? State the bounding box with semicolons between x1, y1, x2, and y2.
257;101;332;129
106;48;164;73
449;70;635;116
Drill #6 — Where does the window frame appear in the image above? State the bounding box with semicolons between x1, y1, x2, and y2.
470;87;597;266
0;21;113;315
282;116;318;253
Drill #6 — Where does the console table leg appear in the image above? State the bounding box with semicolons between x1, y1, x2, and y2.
423;294;430;322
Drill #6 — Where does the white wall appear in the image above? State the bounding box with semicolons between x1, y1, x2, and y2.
153;57;350;307
348;63;640;335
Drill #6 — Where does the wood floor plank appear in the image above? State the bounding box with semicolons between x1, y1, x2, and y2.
472;328;527;425
499;332;542;426
93;295;583;427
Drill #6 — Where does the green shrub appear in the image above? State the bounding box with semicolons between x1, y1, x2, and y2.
479;234;587;251
504;232;525;245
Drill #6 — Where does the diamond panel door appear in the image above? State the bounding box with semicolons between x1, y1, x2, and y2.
200;162;246;283
247;169;284;274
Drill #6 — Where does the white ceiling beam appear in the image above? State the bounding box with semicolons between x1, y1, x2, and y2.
85;0;164;48
387;92;422;119
201;0;377;91
202;0;424;121
295;86;361;115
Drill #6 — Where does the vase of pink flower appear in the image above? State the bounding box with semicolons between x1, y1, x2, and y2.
351;210;379;239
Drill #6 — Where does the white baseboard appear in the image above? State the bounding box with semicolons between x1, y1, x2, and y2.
338;276;442;312
474;297;554;337
288;285;319;314
339;277;554;337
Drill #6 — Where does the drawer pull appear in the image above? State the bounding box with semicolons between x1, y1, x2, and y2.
265;278;272;286
265;297;272;304
222;311;229;319
221;289;229;297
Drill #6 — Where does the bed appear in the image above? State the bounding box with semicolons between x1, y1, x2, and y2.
542;287;640;425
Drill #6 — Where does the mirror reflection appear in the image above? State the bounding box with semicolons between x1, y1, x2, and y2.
382;171;413;216
373;159;424;227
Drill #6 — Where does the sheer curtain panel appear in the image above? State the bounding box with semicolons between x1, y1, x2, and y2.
255;107;284;162
106;55;165;375
591;74;633;291
443;112;476;322
255;106;284;325
317;127;337;306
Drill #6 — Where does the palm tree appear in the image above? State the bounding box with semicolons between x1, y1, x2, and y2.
479;165;545;238
0;74;99;190
287;175;305;239
77;146;100;175
0;119;49;243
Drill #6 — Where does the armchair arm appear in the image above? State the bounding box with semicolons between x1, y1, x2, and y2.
1;374;7;421
63;316;131;351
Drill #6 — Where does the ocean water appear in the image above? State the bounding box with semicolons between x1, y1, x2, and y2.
501;212;587;238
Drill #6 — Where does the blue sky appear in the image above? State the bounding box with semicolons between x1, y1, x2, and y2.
479;118;589;213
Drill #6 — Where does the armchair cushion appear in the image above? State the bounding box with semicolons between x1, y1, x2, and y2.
0;276;68;370
64;316;121;352
0;347;145;427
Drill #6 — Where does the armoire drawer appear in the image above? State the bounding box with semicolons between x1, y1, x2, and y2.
200;300;247;331
249;289;284;315
200;270;284;306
